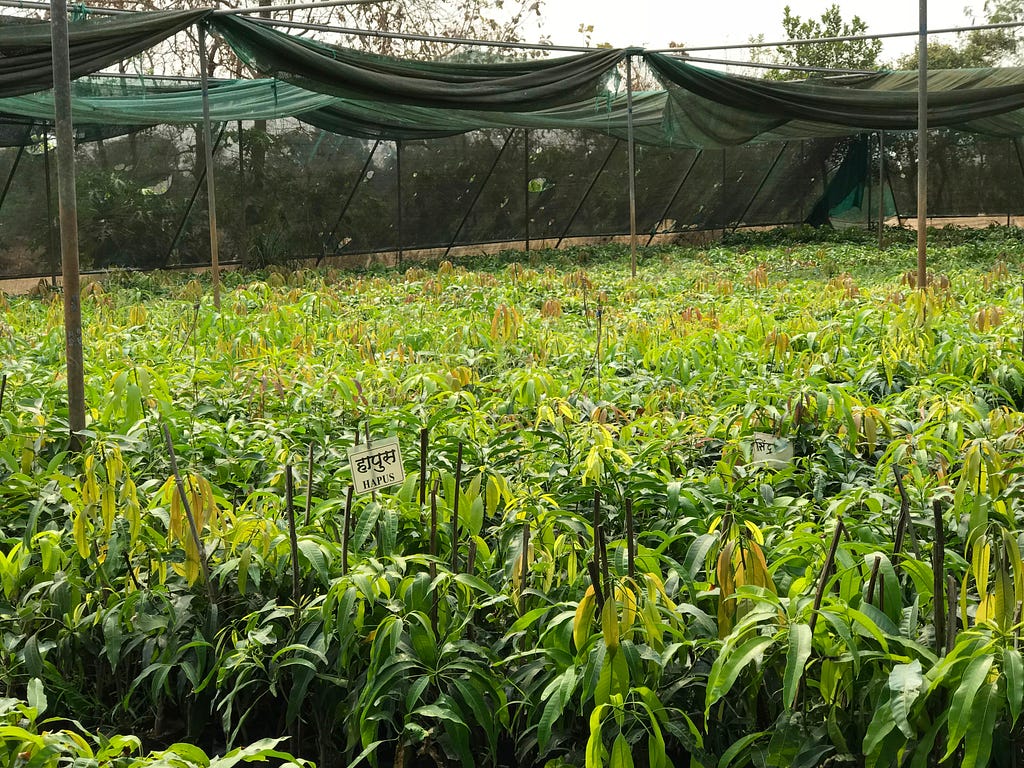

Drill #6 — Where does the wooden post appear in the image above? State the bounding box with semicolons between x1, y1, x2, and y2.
50;0;86;450
877;130;886;249
198;24;221;309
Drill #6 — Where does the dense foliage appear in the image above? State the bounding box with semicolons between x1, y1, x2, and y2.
3;229;1024;767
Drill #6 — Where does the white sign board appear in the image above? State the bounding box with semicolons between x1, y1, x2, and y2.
348;436;405;495
748;432;794;470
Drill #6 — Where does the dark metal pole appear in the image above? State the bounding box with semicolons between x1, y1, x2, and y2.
917;0;928;290
523;128;530;253
625;53;637;278
878;130;886;248
50;0;85;450
646;150;701;246
444;130;513;258
322;138;379;262
555;138;620;249
198;24;221;309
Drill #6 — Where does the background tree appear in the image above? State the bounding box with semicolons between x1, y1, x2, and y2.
895;0;1022;68
748;4;883;80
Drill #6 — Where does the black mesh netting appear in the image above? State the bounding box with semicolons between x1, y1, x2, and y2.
0;121;1022;280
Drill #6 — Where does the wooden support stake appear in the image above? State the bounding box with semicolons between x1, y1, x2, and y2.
285;462;301;612
809;519;844;636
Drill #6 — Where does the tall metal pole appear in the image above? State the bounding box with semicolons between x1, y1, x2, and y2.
396;139;403;269
916;0;928;290
625;53;638;278
50;0;85;450
198;24;221;309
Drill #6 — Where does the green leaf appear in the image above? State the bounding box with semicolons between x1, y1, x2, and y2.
944;654;995;760
888;660;923;739
962;681;1000;768
351;502;381;553
862;700;896;758
718;731;767;768
538;668;576;751
26;678;46;717
1005;647;1023;726
609;734;633;768
783;623;811;710
705;635;774;716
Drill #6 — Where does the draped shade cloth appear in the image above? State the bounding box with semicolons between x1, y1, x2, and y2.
0;9;208;98
647;53;1024;144
208;14;626;111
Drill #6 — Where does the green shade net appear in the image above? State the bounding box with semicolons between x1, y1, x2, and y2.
0;77;670;144
647;54;1024;145
0;9;209;98
208;14;625;111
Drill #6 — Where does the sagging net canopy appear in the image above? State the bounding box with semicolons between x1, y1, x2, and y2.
2;10;1024;146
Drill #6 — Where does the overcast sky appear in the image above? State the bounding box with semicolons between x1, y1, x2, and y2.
523;1;988;64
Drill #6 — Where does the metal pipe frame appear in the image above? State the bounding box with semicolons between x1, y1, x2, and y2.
444;129;514;258
917;0;928;290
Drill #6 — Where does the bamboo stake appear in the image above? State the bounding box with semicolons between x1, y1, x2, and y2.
809;518;844;636
285;462;301;613
893;465;910;574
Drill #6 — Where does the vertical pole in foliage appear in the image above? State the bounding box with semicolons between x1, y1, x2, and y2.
198;24;221;310
625;52;638;279
451;443;462;574
429;479;439;634
916;0;928;291
50;0;85;451
877;131;886;249
933;500;946;654
285;463;300;612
